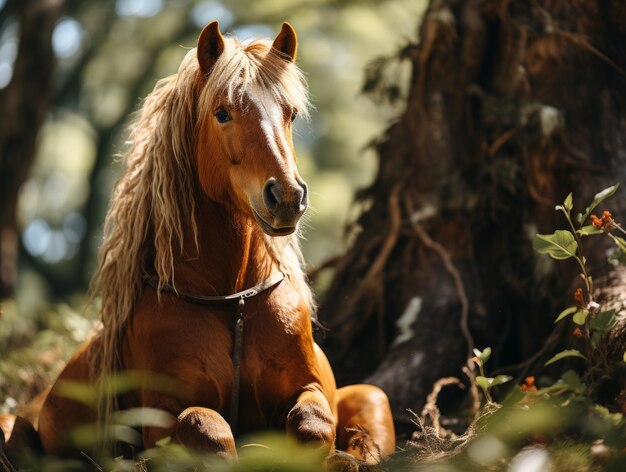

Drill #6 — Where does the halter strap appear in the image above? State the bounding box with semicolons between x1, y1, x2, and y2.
145;271;285;306
145;271;285;436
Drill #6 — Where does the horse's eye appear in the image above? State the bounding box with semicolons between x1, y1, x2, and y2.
290;109;298;122
215;109;232;124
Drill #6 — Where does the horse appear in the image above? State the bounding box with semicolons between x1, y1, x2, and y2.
0;21;395;468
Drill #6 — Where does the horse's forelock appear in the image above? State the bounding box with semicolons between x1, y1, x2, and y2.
196;37;311;121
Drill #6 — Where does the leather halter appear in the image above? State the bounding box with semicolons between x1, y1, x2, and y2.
145;271;285;435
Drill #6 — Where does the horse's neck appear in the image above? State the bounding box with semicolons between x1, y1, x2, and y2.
172;195;276;295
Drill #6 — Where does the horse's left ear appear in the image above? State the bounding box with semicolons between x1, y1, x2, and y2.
198;21;225;74
272;22;298;62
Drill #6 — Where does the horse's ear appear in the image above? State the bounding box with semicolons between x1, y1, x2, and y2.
272;22;298;62
197;21;225;74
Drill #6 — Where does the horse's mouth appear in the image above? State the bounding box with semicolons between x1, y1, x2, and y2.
252;209;296;236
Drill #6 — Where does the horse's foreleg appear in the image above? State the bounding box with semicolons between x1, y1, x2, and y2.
143;406;237;460
285;389;336;453
335;384;395;463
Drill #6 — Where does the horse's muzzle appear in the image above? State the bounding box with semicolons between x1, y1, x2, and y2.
255;178;308;235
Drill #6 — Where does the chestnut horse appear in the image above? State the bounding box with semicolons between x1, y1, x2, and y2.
0;21;395;467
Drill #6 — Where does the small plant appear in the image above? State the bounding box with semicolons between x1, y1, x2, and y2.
472;347;512;403
533;182;626;391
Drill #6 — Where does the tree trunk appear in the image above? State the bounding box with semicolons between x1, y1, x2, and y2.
318;0;626;429
0;0;62;297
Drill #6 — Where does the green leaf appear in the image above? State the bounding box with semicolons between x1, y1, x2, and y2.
545;349;587;366
623;351;626;363
155;436;172;447
472;347;491;364
502;385;525;406
589;309;616;332
609;234;626;252
559;370;584;393
576;182;620;225
563;192;573;211
555;306;578;323
477;347;492;364
475;376;490;392
533;231;578;260
112;407;175;429
492;375;513;387
475;375;512;391
591;330;603;349
573;309;589;325
577;225;604;236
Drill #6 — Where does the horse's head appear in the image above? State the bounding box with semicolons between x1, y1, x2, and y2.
194;22;310;237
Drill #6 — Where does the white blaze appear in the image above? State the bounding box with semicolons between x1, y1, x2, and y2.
247;85;292;172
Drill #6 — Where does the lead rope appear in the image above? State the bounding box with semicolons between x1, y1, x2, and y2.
230;297;246;436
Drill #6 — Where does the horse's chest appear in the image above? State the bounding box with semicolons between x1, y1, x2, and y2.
131;289;313;428
234;296;314;427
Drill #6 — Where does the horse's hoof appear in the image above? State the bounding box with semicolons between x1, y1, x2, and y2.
324;450;361;472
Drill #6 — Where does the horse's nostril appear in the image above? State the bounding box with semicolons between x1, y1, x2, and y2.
298;182;308;209
263;179;282;212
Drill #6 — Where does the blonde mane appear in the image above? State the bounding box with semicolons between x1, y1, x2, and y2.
92;36;313;424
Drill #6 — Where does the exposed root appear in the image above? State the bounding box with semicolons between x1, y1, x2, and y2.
404;196;475;361
420;377;465;436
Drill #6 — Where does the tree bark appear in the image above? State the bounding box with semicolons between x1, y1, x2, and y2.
318;0;626;429
0;0;62;297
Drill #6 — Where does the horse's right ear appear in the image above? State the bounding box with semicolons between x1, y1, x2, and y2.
197;21;225;74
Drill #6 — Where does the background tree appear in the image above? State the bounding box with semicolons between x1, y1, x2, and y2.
0;0;62;297
319;0;626;434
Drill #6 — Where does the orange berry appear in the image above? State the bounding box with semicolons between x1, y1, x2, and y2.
573;288;584;304
520;376;537;392
573;327;583;337
591;214;604;229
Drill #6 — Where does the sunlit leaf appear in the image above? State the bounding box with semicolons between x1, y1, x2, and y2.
56;380;98;406
545;349;586;366
476;376;490;393
554;306;577;323
533;231;577;260
112;407;175;429
573;309;589;325
492;375;513;387
589;309;616;332
475;375;511;390
480;347;492;364
577;225;604;236
576;182;620;224
623;351;626;363
563;192;573;211
473;347;492;364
